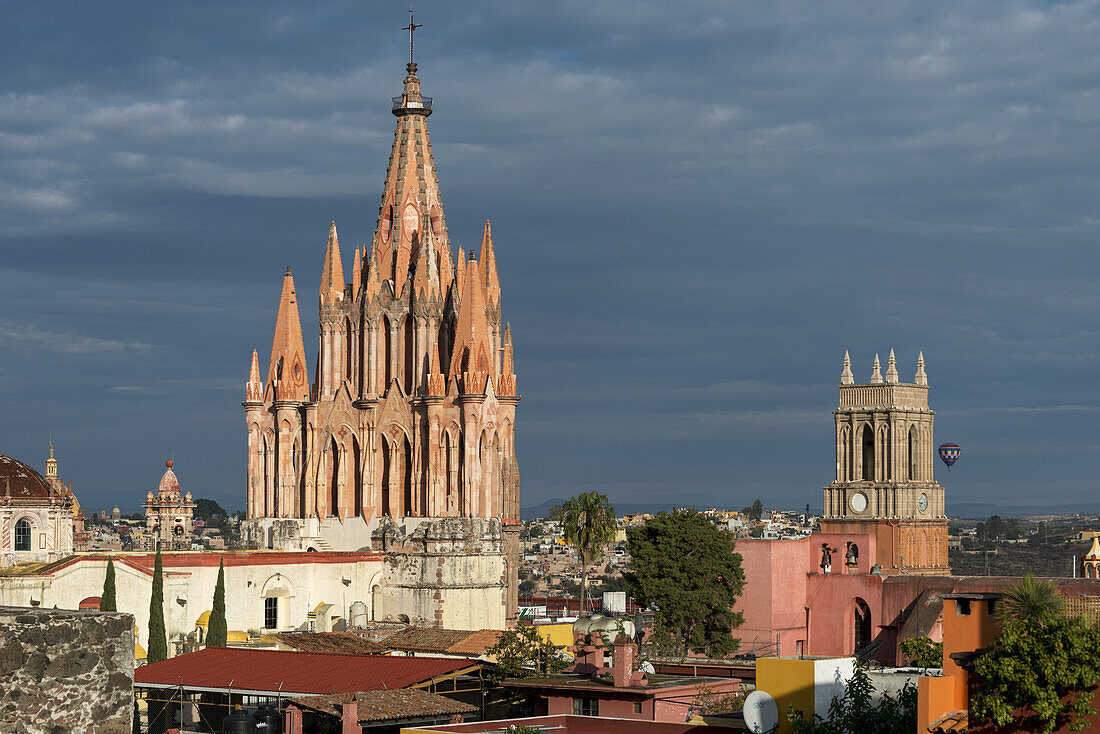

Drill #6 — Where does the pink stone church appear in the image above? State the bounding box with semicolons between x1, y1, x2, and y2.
240;52;520;623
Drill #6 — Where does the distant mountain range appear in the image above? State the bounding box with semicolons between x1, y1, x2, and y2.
519;497;1100;521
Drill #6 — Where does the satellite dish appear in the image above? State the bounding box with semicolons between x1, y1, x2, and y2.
743;690;779;733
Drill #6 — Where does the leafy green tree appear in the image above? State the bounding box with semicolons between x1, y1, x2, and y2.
742;499;764;522
624;509;745;656
486;625;567;682
206;558;228;647
548;504;563;522
971;593;1100;733
192;498;228;521
998;574;1065;625
788;662;917;733
99;557;117;612
560;491;617;614
132;700;140;734
147;549;168;663
899;636;943;668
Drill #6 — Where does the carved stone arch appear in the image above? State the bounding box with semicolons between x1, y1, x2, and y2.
260;573;295;599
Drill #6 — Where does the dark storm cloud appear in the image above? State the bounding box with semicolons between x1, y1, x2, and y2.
0;1;1097;512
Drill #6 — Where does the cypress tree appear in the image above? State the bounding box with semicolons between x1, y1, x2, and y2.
147;548;168;663
206;557;228;647
100;556;117;612
132;699;140;734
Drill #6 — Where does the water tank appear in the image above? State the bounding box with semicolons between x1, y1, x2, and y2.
222;710;257;734
252;705;283;733
349;601;368;629
573;614;635;643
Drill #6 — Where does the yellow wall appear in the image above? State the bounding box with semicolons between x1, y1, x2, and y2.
534;622;575;648
756;658;817;734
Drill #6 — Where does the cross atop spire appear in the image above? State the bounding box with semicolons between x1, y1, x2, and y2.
402;6;422;67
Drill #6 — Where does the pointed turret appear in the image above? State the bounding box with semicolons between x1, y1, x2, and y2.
426;341;446;396
915;351;928;386
454;248;467;300
245;349;263;402
497;322;517;395
870;354;883;383
480;220;501;305
352;247;362;297
449;256;493;392
885;348;899;384
841;351;854;385
320;221;345;306
268;267;310;402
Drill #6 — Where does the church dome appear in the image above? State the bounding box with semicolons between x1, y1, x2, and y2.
0;454;52;499
158;460;180;497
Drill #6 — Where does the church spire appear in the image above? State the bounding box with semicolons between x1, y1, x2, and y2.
480;219;501;305
268;267;310;402
841;350;854;385
352;246;362;297
319;221;345;306
245;349;263;402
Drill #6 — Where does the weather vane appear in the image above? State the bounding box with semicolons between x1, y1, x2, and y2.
402;4;422;65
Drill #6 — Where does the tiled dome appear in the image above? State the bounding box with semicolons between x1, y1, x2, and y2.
157;460;180;497
0;454;52;499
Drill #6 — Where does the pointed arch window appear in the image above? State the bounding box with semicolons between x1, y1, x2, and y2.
861;424;875;481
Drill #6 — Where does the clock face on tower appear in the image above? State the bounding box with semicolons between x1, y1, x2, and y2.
850;492;868;513
918;493;929;513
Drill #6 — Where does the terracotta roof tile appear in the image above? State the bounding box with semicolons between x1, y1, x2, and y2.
275;632;386;655
446;629;503;656
135;647;475;695
289;689;476;722
382;627;477;653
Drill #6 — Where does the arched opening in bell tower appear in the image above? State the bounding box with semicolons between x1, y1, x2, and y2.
383;315;393;388
327;438;340;517
352;437;362;518
861;424;875;481
908;425;917;481
402;435;413;516
381;438;392;516
853;598;872;653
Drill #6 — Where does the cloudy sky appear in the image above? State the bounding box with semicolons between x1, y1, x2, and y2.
1;1;1098;514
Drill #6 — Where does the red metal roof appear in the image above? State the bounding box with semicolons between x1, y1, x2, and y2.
134;648;476;695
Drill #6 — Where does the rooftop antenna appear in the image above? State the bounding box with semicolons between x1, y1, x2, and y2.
402;3;422;65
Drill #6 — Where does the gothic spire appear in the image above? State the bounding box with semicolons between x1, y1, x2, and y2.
885;348;899;384
915;351;928;386
841;350;854;385
319;221;345;306
870;354;883;383
268;267;310;402
480;219;500;305
352;246;362;297
245;349;263;402
449;256;492;391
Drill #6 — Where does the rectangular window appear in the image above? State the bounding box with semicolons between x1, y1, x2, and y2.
633;702;642;714
956;599;971;616
264;597;278;629
572;697;598;716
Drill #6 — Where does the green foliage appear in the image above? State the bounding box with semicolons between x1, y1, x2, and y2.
560;491;617;611
548;504;563;522
505;726;543;734
206;558;228;647
192;498;228;521
749;525;764;538
971;611;1100;733
519;578;537;594
998;574;1065;625
147;549;168;664
486;625;567;682
741;499;764;522
899;636;943;668
787;662;917;734
692;680;747;715
132;699;140;734
624;509;745;656
99;557;117;612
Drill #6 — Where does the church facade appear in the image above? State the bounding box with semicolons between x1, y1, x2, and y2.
820;350;949;574
241;56;520;627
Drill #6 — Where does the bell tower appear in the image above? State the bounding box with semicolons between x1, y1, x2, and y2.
821;350;949;575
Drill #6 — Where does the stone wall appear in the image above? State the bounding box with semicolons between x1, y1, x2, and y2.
0;605;133;733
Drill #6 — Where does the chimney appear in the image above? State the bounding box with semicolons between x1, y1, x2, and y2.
341;699;358;734
612;634;636;688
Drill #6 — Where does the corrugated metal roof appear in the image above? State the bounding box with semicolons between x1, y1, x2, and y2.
134;647;476;695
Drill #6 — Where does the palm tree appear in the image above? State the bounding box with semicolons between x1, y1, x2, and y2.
560;491;617;615
998;575;1065;626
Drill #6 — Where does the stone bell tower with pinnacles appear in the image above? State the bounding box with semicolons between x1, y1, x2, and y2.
241;18;520;628
820;350;949;575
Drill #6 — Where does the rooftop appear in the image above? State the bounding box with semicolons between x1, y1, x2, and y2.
289;688;476;723
134;647;478;696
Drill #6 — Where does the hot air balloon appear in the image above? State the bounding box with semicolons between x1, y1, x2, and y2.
938;443;961;471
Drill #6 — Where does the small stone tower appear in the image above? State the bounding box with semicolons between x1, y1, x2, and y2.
821;351;949;575
143;460;196;550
